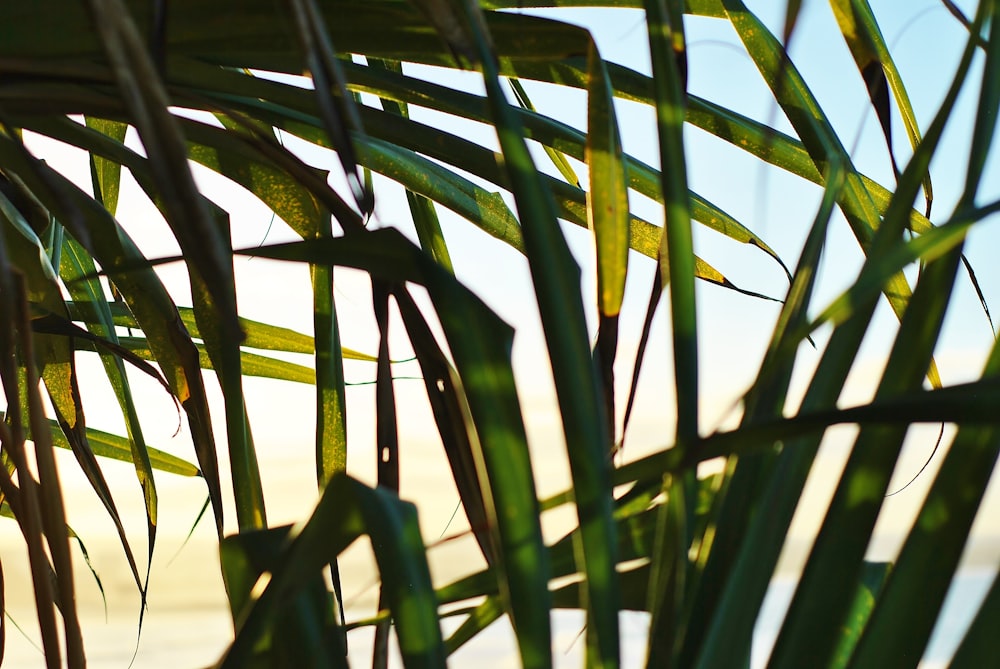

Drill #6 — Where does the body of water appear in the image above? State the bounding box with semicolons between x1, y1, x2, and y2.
2;551;995;668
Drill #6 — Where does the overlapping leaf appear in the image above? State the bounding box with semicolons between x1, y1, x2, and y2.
0;3;996;669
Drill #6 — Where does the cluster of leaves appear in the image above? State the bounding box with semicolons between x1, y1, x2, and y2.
0;1;999;668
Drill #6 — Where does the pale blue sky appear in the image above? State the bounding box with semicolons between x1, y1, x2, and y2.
33;0;996;526
5;3;998;667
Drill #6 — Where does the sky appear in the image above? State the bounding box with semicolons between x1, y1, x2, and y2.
3;0;999;666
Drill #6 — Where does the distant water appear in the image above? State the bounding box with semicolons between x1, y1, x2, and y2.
4;565;994;667
4;439;996;667
752;567;997;669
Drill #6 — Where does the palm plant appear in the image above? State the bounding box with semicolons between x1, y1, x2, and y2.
1;0;998;667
